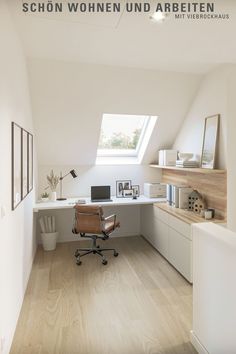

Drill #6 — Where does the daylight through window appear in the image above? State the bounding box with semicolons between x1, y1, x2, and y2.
97;114;151;157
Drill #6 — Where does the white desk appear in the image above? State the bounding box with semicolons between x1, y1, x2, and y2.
34;196;166;242
34;195;166;212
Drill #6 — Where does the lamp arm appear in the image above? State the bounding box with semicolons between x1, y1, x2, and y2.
60;171;71;180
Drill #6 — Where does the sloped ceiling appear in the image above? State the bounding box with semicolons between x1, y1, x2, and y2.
9;0;236;74
28;59;202;165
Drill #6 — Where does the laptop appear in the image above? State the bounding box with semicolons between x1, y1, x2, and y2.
91;186;113;203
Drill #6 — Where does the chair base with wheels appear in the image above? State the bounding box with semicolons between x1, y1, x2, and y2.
72;205;120;265
74;234;119;265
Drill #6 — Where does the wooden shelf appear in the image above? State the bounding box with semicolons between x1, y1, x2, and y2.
150;164;226;174
155;203;226;225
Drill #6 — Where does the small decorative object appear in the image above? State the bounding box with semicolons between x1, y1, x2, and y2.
132;185;140;198
51;191;57;202
178;153;194;162
188;190;202;211
205;209;213;220
193;197;206;214
47;170;60;193
123;189;134;198
201;114;220;169
12;122;34;210
41;192;49;202
116;180;132;198
208;208;215;218
200;209;207;217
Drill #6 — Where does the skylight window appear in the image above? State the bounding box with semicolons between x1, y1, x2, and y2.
96;114;157;164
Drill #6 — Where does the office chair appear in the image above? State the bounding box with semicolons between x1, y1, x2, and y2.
72;205;120;265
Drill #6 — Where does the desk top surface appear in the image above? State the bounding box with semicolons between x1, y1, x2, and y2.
34;195;166;211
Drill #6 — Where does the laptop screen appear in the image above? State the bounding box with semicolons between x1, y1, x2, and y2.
91;186;111;201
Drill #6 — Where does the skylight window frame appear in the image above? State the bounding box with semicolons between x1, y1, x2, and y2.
96;114;158;165
97;114;150;158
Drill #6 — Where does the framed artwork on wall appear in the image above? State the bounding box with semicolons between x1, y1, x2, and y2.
12;123;22;210
22;129;28;199
116;180;132;198
11;122;34;210
28;133;33;193
201;114;220;169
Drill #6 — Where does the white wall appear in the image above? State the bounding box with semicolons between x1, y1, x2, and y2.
28;58;202;166
173;66;228;169
0;2;36;353
227;65;236;232
38;164;161;198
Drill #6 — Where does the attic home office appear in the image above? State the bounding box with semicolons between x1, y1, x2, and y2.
1;1;236;354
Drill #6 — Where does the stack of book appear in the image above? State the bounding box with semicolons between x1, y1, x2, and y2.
166;184;193;209
176;160;199;168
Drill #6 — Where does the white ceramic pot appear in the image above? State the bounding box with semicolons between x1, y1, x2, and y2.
41;232;58;251
41;197;49;202
51;191;57;202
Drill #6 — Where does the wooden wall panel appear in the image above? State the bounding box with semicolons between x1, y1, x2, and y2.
162;170;227;219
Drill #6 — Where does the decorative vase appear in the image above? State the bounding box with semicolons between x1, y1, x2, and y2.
51;191;57;201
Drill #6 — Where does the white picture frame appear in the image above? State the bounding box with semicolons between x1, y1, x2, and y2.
123;189;134;198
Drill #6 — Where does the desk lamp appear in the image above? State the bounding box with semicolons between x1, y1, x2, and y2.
57;169;78;201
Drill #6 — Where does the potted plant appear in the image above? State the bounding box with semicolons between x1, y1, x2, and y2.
47;170;60;201
41;192;49;202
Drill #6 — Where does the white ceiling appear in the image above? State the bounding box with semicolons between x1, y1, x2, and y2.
9;0;236;73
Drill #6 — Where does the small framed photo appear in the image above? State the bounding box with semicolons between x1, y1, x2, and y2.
116;180;132;198
123;189;133;198
132;185;140;197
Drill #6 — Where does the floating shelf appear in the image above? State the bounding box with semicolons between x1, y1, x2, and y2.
149;164;226;174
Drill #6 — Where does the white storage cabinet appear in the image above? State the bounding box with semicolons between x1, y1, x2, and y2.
141;205;192;282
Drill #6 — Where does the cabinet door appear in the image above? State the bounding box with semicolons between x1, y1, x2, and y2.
153;218;169;259
140;205;155;245
168;227;192;282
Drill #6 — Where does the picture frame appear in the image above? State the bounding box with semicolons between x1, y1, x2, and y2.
11;122;34;210
123;189;134;198
201;114;220;169
28;133;33;193
116;180;132;198
22;129;28;199
12;122;22;210
132;185;140;197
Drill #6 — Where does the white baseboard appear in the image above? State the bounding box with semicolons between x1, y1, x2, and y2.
190;330;209;354
38;233;139;244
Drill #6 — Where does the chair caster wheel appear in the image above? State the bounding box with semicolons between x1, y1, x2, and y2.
102;260;108;265
75;250;80;257
76;260;82;265
114;252;119;257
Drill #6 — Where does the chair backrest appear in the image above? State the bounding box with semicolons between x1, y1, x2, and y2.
74;205;104;234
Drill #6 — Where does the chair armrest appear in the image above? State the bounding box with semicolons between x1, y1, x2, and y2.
102;214;117;233
104;214;116;222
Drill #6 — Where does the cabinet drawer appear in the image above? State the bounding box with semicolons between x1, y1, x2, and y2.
154;207;169;224
168;214;191;240
168;227;192;282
